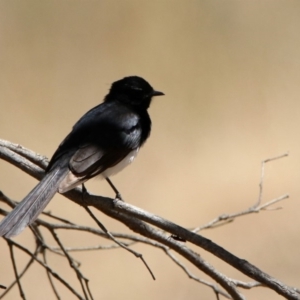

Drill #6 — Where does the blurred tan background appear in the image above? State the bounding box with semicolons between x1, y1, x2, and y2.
0;1;300;299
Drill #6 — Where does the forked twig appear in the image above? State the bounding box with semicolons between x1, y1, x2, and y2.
49;229;93;300
4;238;85;300
7;241;26;300
0;245;40;299
193;152;289;233
253;152;289;208
84;205;156;280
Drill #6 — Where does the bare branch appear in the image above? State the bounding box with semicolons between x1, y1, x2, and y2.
0;140;299;299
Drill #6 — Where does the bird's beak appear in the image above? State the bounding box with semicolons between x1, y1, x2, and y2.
152;90;165;97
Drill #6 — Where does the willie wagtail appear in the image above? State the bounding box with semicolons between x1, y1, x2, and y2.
0;76;164;237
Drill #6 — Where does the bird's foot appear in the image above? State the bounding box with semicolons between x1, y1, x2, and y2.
115;192;124;201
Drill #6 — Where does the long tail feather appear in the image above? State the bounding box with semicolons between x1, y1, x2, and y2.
0;167;68;238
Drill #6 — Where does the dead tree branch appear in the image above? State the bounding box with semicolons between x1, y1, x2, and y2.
0;139;298;300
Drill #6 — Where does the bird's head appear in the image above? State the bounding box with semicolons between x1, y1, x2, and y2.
105;76;164;109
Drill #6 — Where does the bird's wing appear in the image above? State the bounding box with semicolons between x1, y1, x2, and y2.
69;143;131;176
47;102;143;171
50;102;144;192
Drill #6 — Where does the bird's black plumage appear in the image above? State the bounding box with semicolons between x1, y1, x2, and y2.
0;76;164;237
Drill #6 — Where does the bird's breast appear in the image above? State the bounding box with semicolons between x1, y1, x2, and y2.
101;148;139;178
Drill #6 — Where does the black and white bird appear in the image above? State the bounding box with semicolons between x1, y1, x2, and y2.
0;76;164;238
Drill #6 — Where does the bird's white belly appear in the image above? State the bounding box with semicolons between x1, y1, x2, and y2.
101;148;139;178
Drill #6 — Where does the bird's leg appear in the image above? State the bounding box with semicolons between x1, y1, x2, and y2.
105;177;123;201
81;183;88;204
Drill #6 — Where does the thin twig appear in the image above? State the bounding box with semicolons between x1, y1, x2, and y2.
5;238;85;300
49;242;137;252
42;211;75;225
33;225;62;300
42;249;61;300
84;205;156;281
231;279;262;289
164;248;232;299
193;152;289;233
193;194;289;233
7;241;26;300
253;152;289;208
49;229;92;300
0;245;40;299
